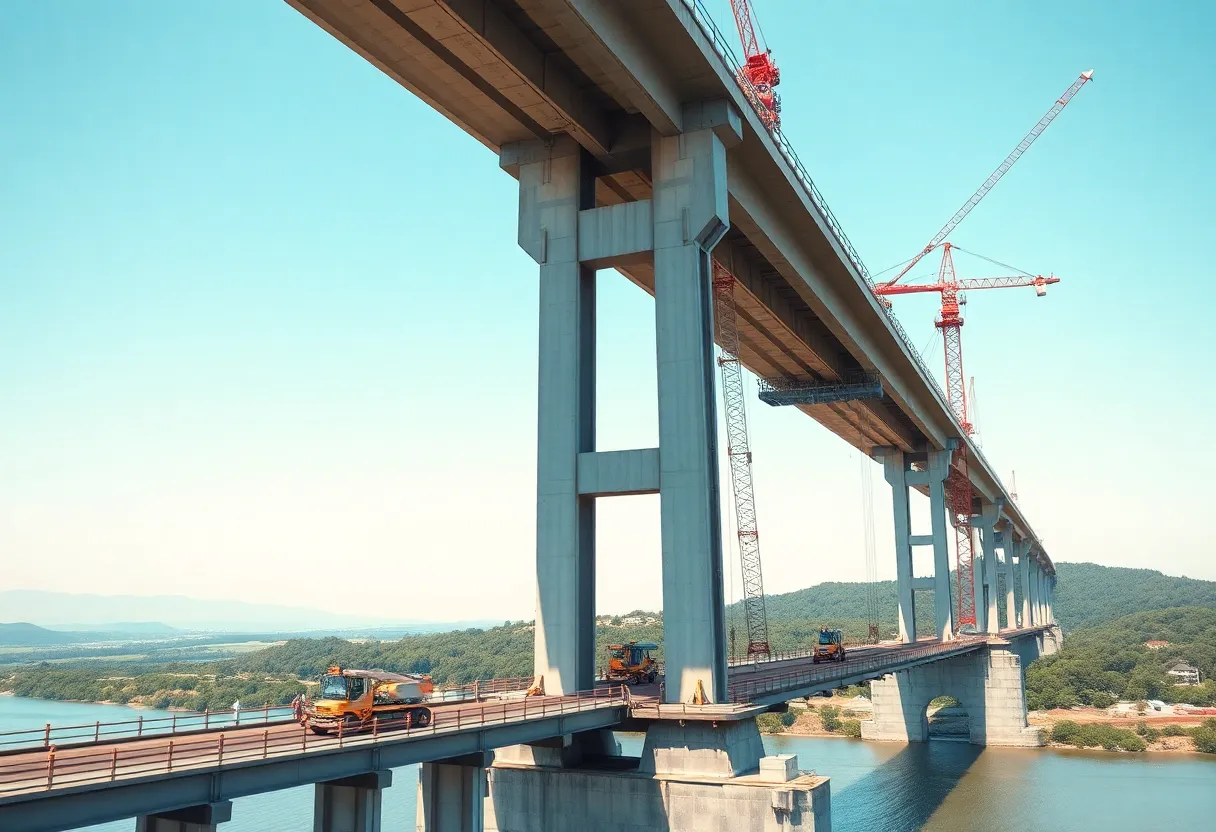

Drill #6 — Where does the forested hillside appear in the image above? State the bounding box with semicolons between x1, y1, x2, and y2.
1052;563;1216;630
1026;607;1216;709
8;562;1215;712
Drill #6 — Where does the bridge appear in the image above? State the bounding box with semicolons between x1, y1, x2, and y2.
3;1;1070;830
0;627;1061;831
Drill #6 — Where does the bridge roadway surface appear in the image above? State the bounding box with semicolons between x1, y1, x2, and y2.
283;0;1052;563
0;629;1048;832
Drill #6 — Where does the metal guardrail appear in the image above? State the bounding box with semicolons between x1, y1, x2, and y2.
0;706;294;754
0;687;629;797
726;640;981;703
0;677;536;755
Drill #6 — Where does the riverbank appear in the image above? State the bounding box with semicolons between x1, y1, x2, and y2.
758;696;1216;754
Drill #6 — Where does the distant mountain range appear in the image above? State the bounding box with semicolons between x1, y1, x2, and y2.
729;561;1216;635
0;590;497;637
3;562;1211;648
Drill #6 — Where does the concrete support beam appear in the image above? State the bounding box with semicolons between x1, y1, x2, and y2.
137;802;232;832
577;200;653;268
880;447;917;644
506;136;597;695
977;501;1003;636
1000;530;1017;630
314;771;391;832
971;525;987;635
432;0;612;156
417;756;489;832
576;448;660;497
1019;543;1032;628
1029;561;1042;627
927;449;954;641
652;118;735;703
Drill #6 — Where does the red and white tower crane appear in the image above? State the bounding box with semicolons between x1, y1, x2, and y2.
873;70;1092;630
729;0;781;128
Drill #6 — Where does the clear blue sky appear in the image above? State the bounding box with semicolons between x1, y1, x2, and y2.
2;1;1213;622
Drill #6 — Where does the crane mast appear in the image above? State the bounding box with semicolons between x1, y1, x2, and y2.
713;262;770;659
881;70;1093;289
728;0;782;128
873;69;1093;630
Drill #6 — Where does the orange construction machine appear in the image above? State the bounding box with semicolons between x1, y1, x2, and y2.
812;628;846;663
302;666;433;734
605;642;659;685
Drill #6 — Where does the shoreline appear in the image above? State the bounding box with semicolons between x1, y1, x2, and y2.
761;700;1211;755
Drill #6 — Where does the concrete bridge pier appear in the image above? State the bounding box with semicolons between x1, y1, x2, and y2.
504;103;744;705
457;721;828;831
998;527;1017;628
880;447;954;642
1018;541;1033;627
417;753;490;832
976;500;1002;635
136;801;232;832
313;771;391;832
861;642;1044;746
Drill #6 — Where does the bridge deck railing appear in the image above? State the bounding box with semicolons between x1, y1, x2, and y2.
0;676;536;755
726;640;979;703
0;686;629;797
0;706;295;755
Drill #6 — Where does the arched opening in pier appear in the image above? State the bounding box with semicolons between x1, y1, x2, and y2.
925;696;970;741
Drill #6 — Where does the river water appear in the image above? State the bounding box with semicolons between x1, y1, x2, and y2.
2;697;1213;831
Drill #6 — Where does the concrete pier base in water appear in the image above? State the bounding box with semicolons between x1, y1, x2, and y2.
861;642;1043;747
417;722;831;831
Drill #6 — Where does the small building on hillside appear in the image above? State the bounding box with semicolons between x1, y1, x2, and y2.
1144;640;1170;650
1166;660;1201;686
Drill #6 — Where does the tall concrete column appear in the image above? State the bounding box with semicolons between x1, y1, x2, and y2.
927;448;954;641
137;802;231;832
417;754;489;832
1030;561;1042;626
1038;568;1047;625
1001;530;1016;630
652;113;737;704
315;771;391;832
881;447;917;643
1019;543;1032;627
971;525;986;635
506;138;597;695
1047;575;1055;624
977;501;1002;635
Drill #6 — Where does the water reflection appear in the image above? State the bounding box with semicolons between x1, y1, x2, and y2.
835;742;982;831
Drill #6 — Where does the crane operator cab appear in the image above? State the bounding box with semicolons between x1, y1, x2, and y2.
604;642;659;685
812;628;846;663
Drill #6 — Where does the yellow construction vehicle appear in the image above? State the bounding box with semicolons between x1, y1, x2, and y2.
812;628;846;663
302;666;434;734
605;642;659;685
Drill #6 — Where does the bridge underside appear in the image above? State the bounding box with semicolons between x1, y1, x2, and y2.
283;0;1050;534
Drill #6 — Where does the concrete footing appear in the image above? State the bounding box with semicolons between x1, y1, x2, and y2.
417;722;830;831
136;801;232;832
638;719;766;778
861;643;1044;746
314;770;391;832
